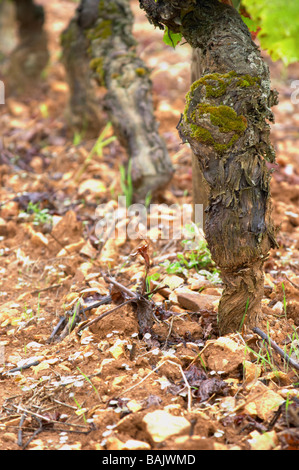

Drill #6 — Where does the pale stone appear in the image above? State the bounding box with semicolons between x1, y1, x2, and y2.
244;381;284;420
202;336;249;374
243;360;262;383
272;301;284;314
176;290;219;311
78;179;106;197
0;217;7;236
57;239;85;256
123;439;151;450
143;410;191;443
106;436;125;450
161;275;184;291
248;430;278;451
2;432;16;443
126;400;143;413
108;339;127;360
111;375;127;391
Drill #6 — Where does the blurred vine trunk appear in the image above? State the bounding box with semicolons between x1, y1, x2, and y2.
4;0;49;93
139;0;278;334
61;0;174;201
0;1;17;60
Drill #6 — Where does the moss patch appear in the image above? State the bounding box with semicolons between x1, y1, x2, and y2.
60;22;76;48
135;67;147;77
86;19;112;42
186;103;247;153
186;71;260;101
89;57;105;85
182;70;256;153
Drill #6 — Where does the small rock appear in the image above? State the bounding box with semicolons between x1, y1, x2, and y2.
0;201;19;218
30;229;49;247
57;239;85;256
143;410;191;443
272;301;284;314
2;432;16;443
106;436;125;450
80;240;98;259
108;339;127;360
202;336;250;374
30;156;44;173
244;381;284;421
247;430;278;450
0;217;7;236
78;179;106;198
243;360;262;383
126;400;143;413
176;290;219;311
123;439;151;450
110;374;127;391
161;275;184;291
28;438;45;450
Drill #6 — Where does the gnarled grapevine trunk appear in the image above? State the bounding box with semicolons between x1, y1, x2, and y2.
5;0;49;92
61;0;174;200
140;0;278;334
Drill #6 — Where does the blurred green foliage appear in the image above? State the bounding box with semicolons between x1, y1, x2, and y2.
241;0;299;65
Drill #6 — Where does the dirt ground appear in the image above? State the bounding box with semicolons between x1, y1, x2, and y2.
0;0;298;451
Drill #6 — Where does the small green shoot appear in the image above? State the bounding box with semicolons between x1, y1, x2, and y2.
73;131;84;146
19;201;52;227
77;366;101;399
39;103;49;119
239;297;250;332
68;299;81;334
37;292;41;318
160;235;219;281
281;282;287;318
75;122;116;182
197;354;207;373
284;392;294;426
120;159;133;207
145;272;161;298
144;191;152;208
73;397;87;423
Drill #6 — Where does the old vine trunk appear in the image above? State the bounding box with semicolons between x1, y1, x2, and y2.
140;0;278;334
61;0;174;200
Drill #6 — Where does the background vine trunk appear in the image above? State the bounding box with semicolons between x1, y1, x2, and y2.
61;0;174;201
4;0;49;93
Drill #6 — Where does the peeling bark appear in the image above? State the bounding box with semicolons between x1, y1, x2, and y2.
5;0;49;92
140;0;278;334
191;48;209;226
61;0;174;200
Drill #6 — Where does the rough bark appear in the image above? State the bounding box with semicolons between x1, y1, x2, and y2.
61;15;103;134
191;48;209;226
5;0;49;92
140;0;278;334
61;0;174;201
